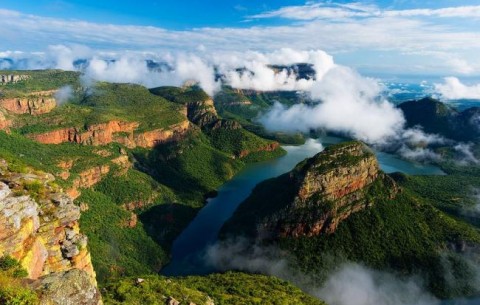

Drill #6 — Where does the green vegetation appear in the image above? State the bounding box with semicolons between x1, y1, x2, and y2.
279;190;480;298
206;127;285;161
0;131;120;188
94;169;176;207
0;73;296;287
399;97;480;141
78;189;169;283
149;85;210;105
15;82;185;134
221;142;480;299
133;131;244;204
213;87;308;144
0;256;38;305
103;272;325;305
0;70;81;97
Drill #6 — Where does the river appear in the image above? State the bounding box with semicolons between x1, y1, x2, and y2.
161;137;445;276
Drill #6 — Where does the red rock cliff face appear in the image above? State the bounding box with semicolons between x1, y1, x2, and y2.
0;160;97;285
30;120;139;145
0;111;11;130
238;142;280;158
66;165;111;200
131;120;191;148
30;120;190;148
260;142;398;238
0;90;58;115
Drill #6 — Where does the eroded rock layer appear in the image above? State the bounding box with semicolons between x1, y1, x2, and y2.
264;142;398;237
0;159;97;283
29;119;190;148
224;141;398;239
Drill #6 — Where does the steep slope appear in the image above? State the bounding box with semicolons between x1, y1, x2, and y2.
222;141;480;298
223;141;398;238
0;159;101;304
399;97;480;141
149;85;285;161
0;71;289;283
213;86;308;144
11;83;189;148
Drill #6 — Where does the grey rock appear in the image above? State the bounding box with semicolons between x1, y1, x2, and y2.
31;269;102;305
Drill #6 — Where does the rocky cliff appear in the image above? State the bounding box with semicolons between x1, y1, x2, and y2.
399;97;480;141
0;97;56;115
186;99;219;128
29;119;191;148
0;110;11;131
0;74;30;85
0;90;58;115
0;159;97;282
223;141;398;239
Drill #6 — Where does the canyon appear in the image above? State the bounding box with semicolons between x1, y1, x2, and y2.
223;141;399;239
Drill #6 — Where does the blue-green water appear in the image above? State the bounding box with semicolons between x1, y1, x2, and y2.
162;138;445;276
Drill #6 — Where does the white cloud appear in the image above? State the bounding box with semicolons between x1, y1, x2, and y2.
384;6;480;18
454;143;479;165
318;264;439;305
54;86;74;105
2;45;465;146
259;66;405;144
434;77;480;100
249;3;376;20
251;3;480;21
401;128;446;146
205;238;440;305
397;146;442;162
218;49;333;92
0;7;480;76
48;44;92;70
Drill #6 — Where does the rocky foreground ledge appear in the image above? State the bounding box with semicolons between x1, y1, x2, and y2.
0;159;101;304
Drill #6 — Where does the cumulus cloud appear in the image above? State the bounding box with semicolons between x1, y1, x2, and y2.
218;49;333;92
389;128;446;162
1;7;480;77
3;45;464;147
259;66;405;144
48;44;92;70
318;264;438;305
54;86;74;105
401;128;447;147
434;77;480;100
454;143;480;165
463;189;480;217
205;238;440;305
397;146;442;162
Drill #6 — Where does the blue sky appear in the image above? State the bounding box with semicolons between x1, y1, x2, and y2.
1;0;480;76
2;0;480;28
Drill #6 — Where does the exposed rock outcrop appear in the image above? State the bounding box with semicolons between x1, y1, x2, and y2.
30;120;139;145
238;142;280;158
130;120;191;148
0;74;29;85
0;96;57;115
223;141;398;239
0;159;97;283
0;110;12;130
66;165;110;199
186;99;218;128
31;269;102;305
267;142;398;237
30;120;191;148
